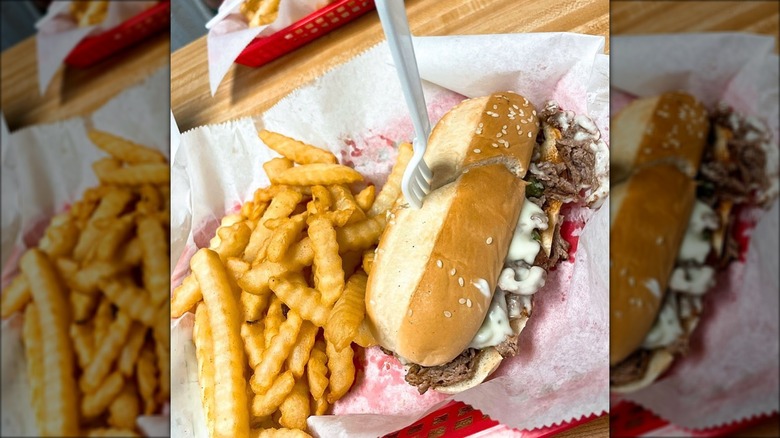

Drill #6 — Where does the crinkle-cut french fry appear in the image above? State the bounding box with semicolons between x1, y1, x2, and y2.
155;338;170;402
253;185;310;204
361;249;375;275
266;212;308;262
264;296;284;349
250;428;313;438
263;157;295;181
312;397;329;416
93;298;114;343
136;346;158;415
325;271;368;351
306;185;332;216
70;289;99;322
335;215;387;253
216;222;253;262
87;428;141;437
250;311;303;393
70;322;95;369
88;130;165;164
81;312;132;393
271;164;363;186
353;318;378;348
321;208;353;227
328;185;366;225
250;370;295;417
244;190;303;263
39;213;80;258
120;237;143;266
190;249;249;438
286;321;318;378
325;339;355;404
118;323;147;376
171;275;201;318
209;214;244;249
306;340;328;400
100;278;155;326
278;377;310;430
368;142;413;217
258;130;337;165
238;238;313;295
136;184;162;215
23;304;46;430
82;370;125;418
1;274;31;318
95;215;135;261
241;322;265;369
241;290;269;322
93;158;169;186
19;250;79;436
355;184;376;212
71;0;108;26
137;216;169;306
74;188;133;261
194;304;216;437
268;273;329;327
69;261;125;295
308;216;344;307
107;382;140;430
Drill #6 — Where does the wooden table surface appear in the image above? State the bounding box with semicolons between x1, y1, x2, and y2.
612;1;780;436
0;31;169;132
171;0;609;436
170;0;609;132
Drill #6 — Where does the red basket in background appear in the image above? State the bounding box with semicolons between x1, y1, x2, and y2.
235;0;376;68
64;0;170;69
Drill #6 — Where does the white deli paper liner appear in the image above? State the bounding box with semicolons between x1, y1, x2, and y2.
611;33;780;430
35;0;158;94
207;0;335;96
172;32;609;436
0;67;170;437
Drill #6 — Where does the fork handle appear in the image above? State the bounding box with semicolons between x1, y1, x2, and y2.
375;0;431;144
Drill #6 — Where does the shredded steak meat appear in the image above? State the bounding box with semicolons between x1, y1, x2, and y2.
610;349;652;387
699;107;771;207
405;349;479;394
530;102;599;203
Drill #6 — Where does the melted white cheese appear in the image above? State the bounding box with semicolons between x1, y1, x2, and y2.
469;198;547;349
506;200;548;264
669;265;716;295
468;289;514;349
678;200;719;263
498;266;546;295
642;294;683;349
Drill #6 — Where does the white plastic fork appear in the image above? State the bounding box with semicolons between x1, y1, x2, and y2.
376;0;432;209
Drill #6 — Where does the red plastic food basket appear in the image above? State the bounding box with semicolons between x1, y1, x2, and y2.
64;0;170;69
235;0;376;67
386;401;601;437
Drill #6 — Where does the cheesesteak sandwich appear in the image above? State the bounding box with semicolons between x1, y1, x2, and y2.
365;92;608;394
610;92;775;392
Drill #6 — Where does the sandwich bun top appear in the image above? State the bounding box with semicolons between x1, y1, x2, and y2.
611;92;709;183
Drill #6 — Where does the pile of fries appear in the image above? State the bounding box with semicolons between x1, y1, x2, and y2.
171;130;413;437
70;0;109;27
1;131;170;436
240;0;336;27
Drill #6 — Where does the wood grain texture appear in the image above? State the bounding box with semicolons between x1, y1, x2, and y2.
612;1;779;51
170;0;609;131
0;32;169;131
612;2;778;436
